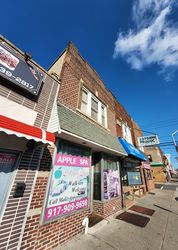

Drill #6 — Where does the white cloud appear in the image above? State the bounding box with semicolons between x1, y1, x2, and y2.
114;0;178;80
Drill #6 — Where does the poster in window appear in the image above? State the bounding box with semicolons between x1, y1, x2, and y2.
44;153;90;222
127;171;142;185
103;169;120;200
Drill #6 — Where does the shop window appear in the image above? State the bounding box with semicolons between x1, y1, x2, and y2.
127;168;142;185
121;160;142;186
93;153;120;201
93;153;101;201
103;154;120;200
146;169;152;180
43;139;91;223
80;87;107;128
0;150;19;216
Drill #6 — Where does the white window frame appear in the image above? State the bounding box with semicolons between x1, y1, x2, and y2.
81;87;107;128
122;123;133;144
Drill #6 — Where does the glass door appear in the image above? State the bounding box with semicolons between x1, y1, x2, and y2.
0;150;19;216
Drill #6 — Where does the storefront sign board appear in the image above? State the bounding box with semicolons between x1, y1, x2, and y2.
44;153;90;222
138;135;159;147
0;42;43;96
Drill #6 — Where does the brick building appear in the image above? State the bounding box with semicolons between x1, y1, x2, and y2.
144;146;166;183
0;37;153;250
114;100;148;207
47;42;127;225
0;36;59;250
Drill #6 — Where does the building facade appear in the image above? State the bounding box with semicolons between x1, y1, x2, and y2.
114;100;148;207
0;36;59;250
48;42;127;221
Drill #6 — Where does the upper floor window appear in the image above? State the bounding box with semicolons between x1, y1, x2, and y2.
81;89;88;113
122;123;133;144
91;97;98;121
80;87;107;128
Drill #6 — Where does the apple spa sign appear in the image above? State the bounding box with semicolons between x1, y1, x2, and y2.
138;135;160;147
43;153;90;222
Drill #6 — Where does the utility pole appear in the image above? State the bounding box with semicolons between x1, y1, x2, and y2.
172;130;178;153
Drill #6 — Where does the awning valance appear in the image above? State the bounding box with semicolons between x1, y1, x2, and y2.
118;137;147;161
0;115;55;145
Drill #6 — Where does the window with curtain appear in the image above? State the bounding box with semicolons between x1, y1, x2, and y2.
80;87;107;127
81;89;88;113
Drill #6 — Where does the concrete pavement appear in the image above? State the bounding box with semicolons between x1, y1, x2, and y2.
57;184;178;250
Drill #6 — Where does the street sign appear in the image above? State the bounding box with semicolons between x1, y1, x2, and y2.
138;135;159;147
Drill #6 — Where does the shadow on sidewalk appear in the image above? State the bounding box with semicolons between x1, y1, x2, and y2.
154;204;178;215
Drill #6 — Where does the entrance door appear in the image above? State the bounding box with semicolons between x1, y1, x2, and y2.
0;150;19;216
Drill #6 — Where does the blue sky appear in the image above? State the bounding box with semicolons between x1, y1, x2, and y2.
1;0;178;168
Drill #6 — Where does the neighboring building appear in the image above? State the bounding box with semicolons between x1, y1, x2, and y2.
144;146;166;183
132;120;155;192
114;100;147;207
0;36;59;250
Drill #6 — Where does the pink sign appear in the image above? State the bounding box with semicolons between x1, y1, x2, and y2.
45;198;88;221
55;153;90;167
143;163;151;170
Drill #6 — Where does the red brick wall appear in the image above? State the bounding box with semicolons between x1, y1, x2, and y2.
0;142;50;250
114;100;134;140
131;120;143;147
58;43;117;136
93;198;122;218
21;209;90;250
0;38;59;250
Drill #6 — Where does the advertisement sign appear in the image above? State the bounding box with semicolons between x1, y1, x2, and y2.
128;171;142;185
138;135;159;147
0;42;44;96
103;169;120;200
0;153;16;164
44;153;90;222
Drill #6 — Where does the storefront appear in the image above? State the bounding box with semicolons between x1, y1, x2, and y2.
39;105;127;239
0;36;59;250
92;152;121;218
142;163;155;192
118;137;147;207
151;162;166;183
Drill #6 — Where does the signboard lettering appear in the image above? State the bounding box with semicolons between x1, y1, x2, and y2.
0;42;43;96
44;153;90;222
138;135;159;147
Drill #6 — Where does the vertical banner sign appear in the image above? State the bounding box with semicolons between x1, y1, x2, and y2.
103;170;120;200
44;153;90;222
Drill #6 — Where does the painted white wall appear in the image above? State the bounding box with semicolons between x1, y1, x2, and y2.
0;96;37;125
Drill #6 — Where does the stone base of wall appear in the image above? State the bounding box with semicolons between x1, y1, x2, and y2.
92;197;122;218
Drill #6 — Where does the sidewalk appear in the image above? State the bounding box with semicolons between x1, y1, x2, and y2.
56;187;178;250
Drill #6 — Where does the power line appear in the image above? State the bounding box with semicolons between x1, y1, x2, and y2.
132;127;156;135
140;117;178;127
